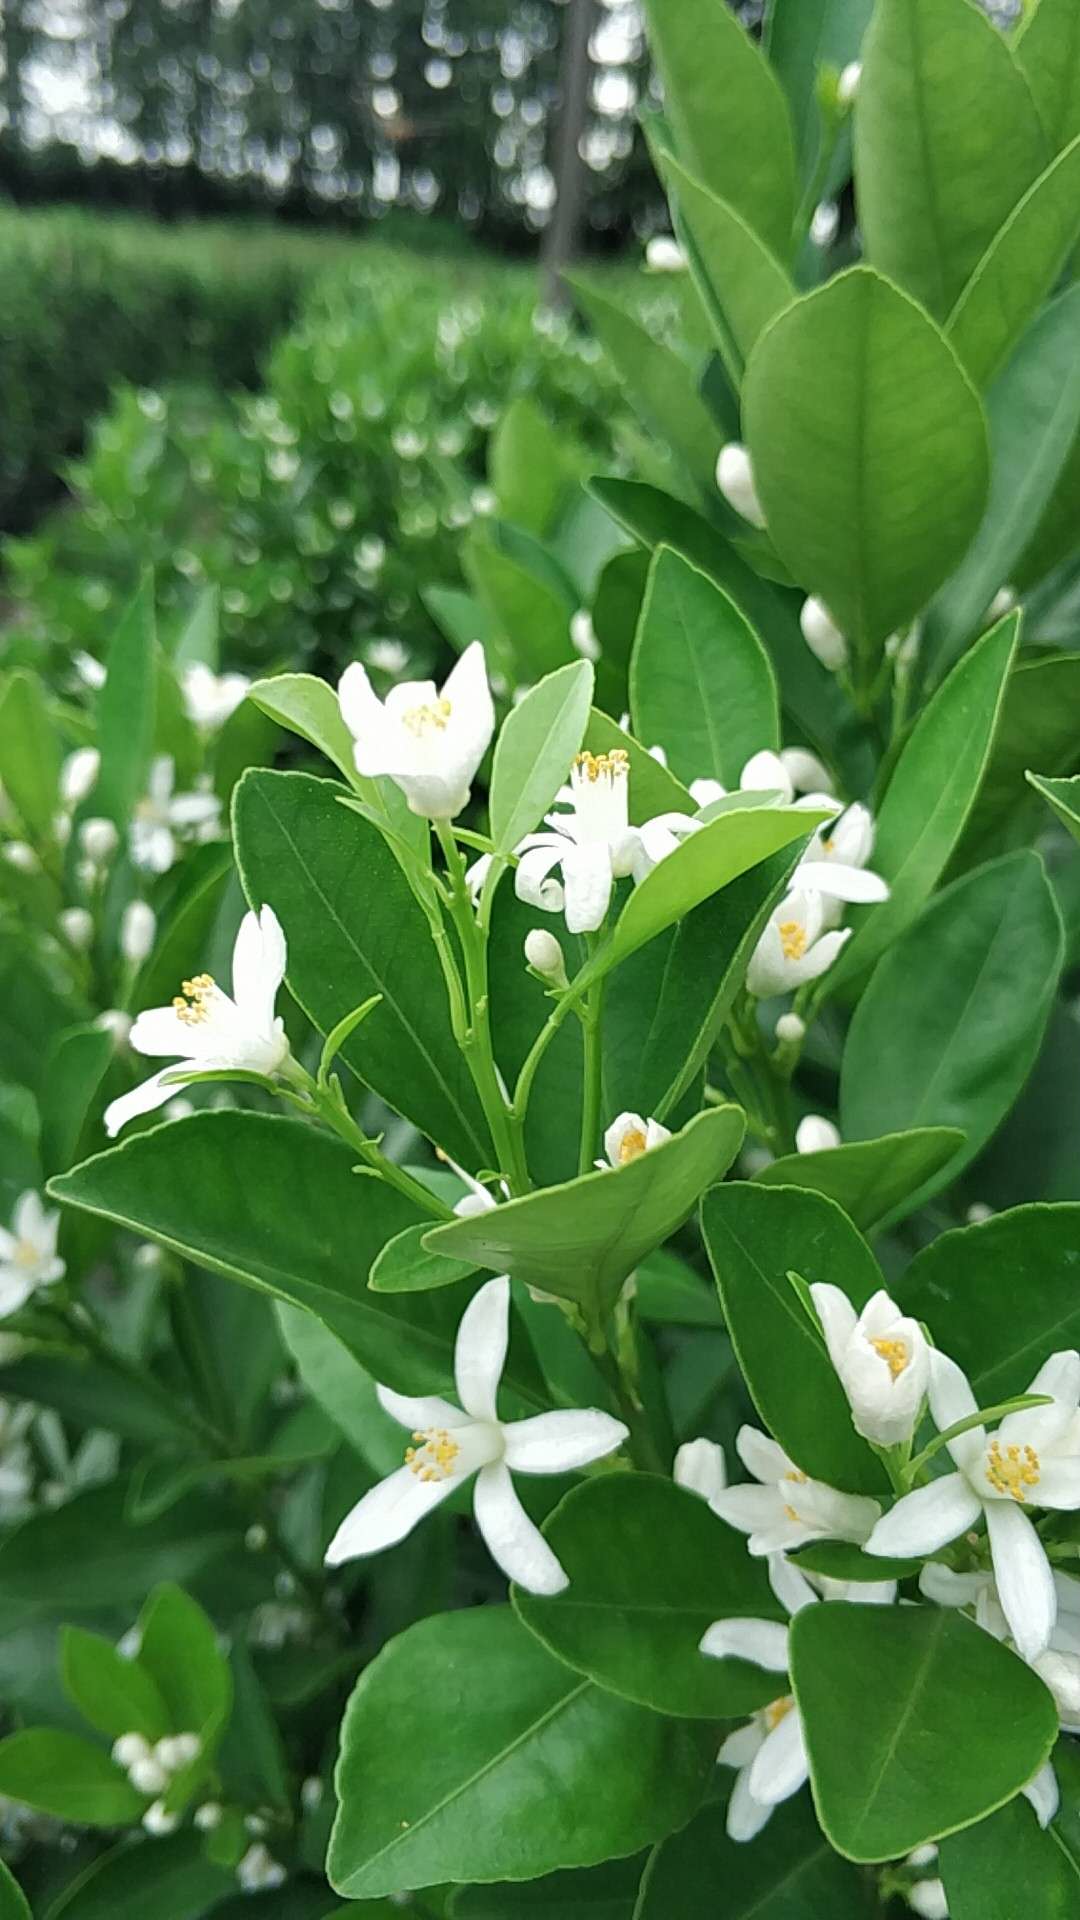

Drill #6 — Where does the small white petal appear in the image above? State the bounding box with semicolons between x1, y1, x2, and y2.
810;1283;858;1369
103;1069;181;1137
699;1617;790;1671
454;1276;510;1423
718;1722;763;1769
726;1765;774;1842
864;1474;981;1559
1022;1760;1059;1830
747;1707;808;1807
501;1408;628;1475
324;1464;458;1565
375;1385;468;1432
985;1500;1056;1662
736;1426;795;1484
767;1553;819;1616
472;1461;568;1594
673;1437;727;1508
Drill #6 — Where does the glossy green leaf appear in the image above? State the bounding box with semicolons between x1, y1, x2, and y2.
137;1584;231;1744
1029;768;1080;840
514;1474;781;1719
927;284;1080;671
247;671;356;782
464;529;576;682
94;574;157;826
642;0;797;257
701;1183;887;1492
570;279;721;497
0;1730;145;1827
233;769;490;1166
368;1222;476;1294
0;1863;29;1920
629;547;779;787
947;134;1080;387
656;151;796;380
940;1793;1080;1919
489;660;593;855
426;1107;745;1325
840;851;1064;1180
327;1606;714;1900
744;268;989;659
1015;0;1080;152
901;1203;1080;1406
0;1481;244;1620
452;1856;644;1919
765;0;875;184
855;0;1047;319
790;1603;1058;1862
825;613;1018;991
635;1787;876;1918
275;1303;404;1476
753;1126;965;1231
0;670;60;838
790;1539;921;1583
60;1625;171;1742
42;1832;234;1920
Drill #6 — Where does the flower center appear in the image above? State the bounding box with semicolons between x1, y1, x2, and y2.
985;1438;1040;1502
871;1336;910;1378
783;1467;807;1521
764;1695;795;1732
405;1428;460;1482
11;1240;39;1271
402;698;451;737
617;1127;648;1164
573;748;628;783
778;919;808;961
172;974;217;1026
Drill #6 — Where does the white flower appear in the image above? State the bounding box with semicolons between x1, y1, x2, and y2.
673;1437;727;1510
811;1285;930;1448
79;816;118;864
716;443;766;529
0;1193;65;1317
182;663;250;731
338;640;494;820
194;1801;223;1831
497;748;645;935
121;900;156;965
60;747;100;807
238;1842;286;1892
837;59;861;103
645;235;687;272
325;1275;628;1594
709;1425;881;1556
746;888;851;997
103;905;289;1137
909;1882;948;1920
810;201;840;248
798;801;889;916
799;597;849;672
570;609;600;661
142;1800;179;1836
796;1114;841;1154
131;757;221;874
866;1349;1080;1660
59;907;94;950
599;1111;672;1169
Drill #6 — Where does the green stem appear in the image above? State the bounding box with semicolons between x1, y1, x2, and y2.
577;935;605;1176
286;1063;454;1221
592;1341;665;1475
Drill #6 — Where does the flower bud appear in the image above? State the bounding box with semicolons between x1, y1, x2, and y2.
195;1801;224;1831
59;907;94;950
129;1754;169;1794
837;60;861;105
112;1732;151;1769
143;1800;180;1836
966;1201;994;1224
524;928;568;988
60;747;100;808
908;1882;948;1920
97;1009;133;1047
155;1732;201;1772
775;1012;805;1046
796;1113;842;1154
810;200;839;248
673;1438;727;1510
80;815;118;863
3;841;38;873
645;235;686;272
987;585;1017;622
716;443;766;529
121;899;157;964
811;1283;930;1447
569;607;600;661
799;596;849;671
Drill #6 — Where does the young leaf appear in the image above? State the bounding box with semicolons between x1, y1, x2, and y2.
489;660;593;856
247;672;357;783
327;1606;715;1900
60;1625;171;1742
368;1223;476;1295
744;267;989;662
0;1730;145;1827
136;1584;232;1747
569;279;722;498
753;1126;965;1232
790;1603;1058;1862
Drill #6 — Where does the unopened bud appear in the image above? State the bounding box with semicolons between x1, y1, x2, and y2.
80;816;118;863
155;1732;201;1772
987;585;1017;622
837;60;861;105
965;1202;994;1226
143;1800;180;1836
796;1114;842;1154
195;1801;224;1831
245;1523;269;1552
716;444;766;529
112;1732;151;1769
60;747;100;807
810;200;839;249
524;929;568;988
97;1009;132;1047
121;899;156;964
775;1012;805;1045
800;596;849;672
3;841;38;873
59;907;94;950
570;608;600;662
645;235;686;272
129;1755;169;1794
908;1882;948;1920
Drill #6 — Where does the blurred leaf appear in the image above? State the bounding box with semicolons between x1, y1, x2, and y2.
947;134;1080;387
489;397;579;539
570;279;721;498
451;1856;644;1918
40;1022;115;1177
94;574;157;826
764;0;874;185
0;670;61;838
1015;0;1080;151
940;1792;1080;1918
0;1862;29;1920
42;1832;233;1920
60;1625;171;1742
636;1788;876;1917
0;1730;144;1827
659;149;795;382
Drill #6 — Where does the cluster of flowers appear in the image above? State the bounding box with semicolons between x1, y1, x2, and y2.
112;1728;201;1837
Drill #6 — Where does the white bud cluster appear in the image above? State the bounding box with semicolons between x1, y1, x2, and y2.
238;1841;287;1892
112;1728;202;1816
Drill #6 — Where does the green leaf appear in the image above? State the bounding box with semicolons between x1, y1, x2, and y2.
327;1606;715;1901
946;134;1080;387
247;671;356;781
42;1832;234;1920
825;613;1019;992
0;671;60;838
701;1183;887;1492
489;396;579;538
635;1787;877;1918
233;769;491;1166
465;528;576;683
958;655;1080;865
0;1730;145;1827
425;1107;745;1325
790;1540;921;1583
94;574;157;826
927;284;1080;672
840;851;1064;1182
0;1862;29;1920
752;1127;965;1232
642;0;797;257
629;547;779;787
569;279;721;497
369;1222;476;1295
765;0;875;185
940;1790;1080;1918
275;1302;405;1476
0;1481;243;1619
452;1857;644;1918
40;1022;116;1177
60;1625;171;1742
136;1583;231;1736
129;844;232;1016
1029;768;1080;840
1015;0;1080;152
655;151;796;381
744;267;989;660
855;0;1047;320
790;1603;1058;1862
217;1641;290;1811
489;661;593;856
901;1202;1080;1406
513;1474;781;1719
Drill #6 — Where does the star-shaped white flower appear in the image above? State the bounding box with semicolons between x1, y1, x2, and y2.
798;799;888;918
598;1111;671;1170
811;1285;930;1448
131;756;222;874
182;663;250;731
503;748;646;935
338;641;495;820
746;887;851;998
104;906;290;1137
709;1425;881;1556
0;1193;65;1317
325;1275;628;1593
866;1348;1080;1659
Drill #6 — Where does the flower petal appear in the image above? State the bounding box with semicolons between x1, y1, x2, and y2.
726;1766;774;1843
104;1069;182;1138
501;1408;628;1475
788;926;850;987
338;663;389;769
699;1618;789;1671
1022;1761;1059;1830
231;905;286;1028
710;1484;787;1538
515;842;566;915
985;1499;1056;1662
741;750;793;799
736;1425;796;1484
127;1006;198;1060
453;1276;510;1422
798;860;889;904
1029;1458;1080;1510
809;1283;858;1371
864;1473;981;1559
375;1385;468;1432
561;840;615;935
673;1437;727;1508
748;1707;808;1807
767;1553;819;1616
324;1463;458;1565
472;1461;568;1594
718;1723;763;1769
928;1350;984;1472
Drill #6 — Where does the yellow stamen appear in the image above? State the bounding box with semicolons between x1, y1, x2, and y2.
871;1336;910;1378
617;1127;648;1164
778;919;807;961
985;1438;1040;1503
11;1241;39;1270
405;1427;460;1482
764;1695;795;1732
402;697;452;737
573;748;629;782
172;973;216;1027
